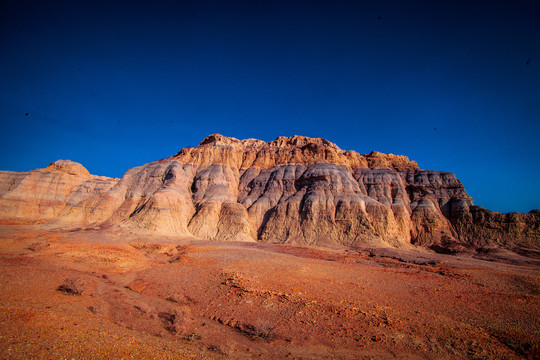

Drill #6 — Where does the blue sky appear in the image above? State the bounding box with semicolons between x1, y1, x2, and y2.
1;0;539;213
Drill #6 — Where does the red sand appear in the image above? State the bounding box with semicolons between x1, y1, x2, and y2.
0;225;538;359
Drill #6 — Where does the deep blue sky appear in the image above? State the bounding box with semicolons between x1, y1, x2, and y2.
1;0;539;213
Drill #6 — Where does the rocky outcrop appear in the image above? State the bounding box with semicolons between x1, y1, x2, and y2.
451;206;540;252
0;135;538;252
0;160;118;223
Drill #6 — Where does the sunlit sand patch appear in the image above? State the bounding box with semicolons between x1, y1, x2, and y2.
50;242;152;272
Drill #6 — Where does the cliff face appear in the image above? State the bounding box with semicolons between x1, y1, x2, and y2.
451;206;540;251
0;134;538;251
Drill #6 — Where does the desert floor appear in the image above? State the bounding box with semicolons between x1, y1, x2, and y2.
0;224;538;359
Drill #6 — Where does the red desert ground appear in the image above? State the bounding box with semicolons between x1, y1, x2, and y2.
0;134;538;359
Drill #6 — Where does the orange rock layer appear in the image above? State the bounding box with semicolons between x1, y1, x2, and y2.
173;133;419;171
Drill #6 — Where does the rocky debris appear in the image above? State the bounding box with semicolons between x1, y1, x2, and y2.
0;134;537;252
125;279;148;294
157;312;177;333
210;315;276;341
57;278;87;295
26;242;50;252
129;243;187;263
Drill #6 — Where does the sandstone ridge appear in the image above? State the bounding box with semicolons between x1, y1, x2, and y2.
173;133;419;171
0;134;538;253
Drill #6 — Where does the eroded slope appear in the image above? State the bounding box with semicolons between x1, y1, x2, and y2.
0;134;538;251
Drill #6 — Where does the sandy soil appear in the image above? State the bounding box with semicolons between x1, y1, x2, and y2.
0;224;538;359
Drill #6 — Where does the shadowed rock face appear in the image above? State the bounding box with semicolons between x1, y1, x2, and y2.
0;134;538;251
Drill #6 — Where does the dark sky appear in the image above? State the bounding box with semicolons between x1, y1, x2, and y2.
1;0;539;213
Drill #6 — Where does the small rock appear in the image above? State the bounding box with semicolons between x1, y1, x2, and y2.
57;278;86;295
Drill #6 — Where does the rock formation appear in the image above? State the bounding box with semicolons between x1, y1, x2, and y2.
0;160;118;223
0;134;538;252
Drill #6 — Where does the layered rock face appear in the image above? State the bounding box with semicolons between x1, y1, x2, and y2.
451;206;540;251
0;135;538;251
0;160;118;223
